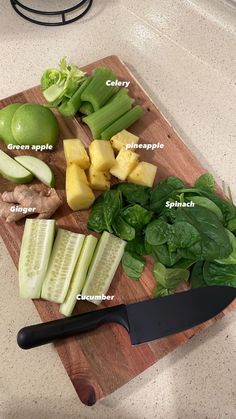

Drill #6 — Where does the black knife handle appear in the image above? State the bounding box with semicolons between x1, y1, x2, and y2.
17;304;129;350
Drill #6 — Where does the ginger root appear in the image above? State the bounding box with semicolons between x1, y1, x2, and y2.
0;185;62;223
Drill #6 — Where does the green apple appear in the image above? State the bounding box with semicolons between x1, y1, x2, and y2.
14;155;55;187
11;103;59;146
0;103;22;145
0;150;33;183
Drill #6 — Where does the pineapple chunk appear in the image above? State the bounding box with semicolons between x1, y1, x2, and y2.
89;140;115;171
88;165;111;191
66;164;95;210
110;147;139;181
73;164;89;185
127;162;157;187
63;139;90;169
110;130;139;152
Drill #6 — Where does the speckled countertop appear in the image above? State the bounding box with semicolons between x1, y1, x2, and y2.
0;1;236;418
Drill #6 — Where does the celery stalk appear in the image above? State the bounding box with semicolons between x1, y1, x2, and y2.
100;105;144;140
43;84;65;104
80;101;94;115
41;57;86;106
58;78;91;117
107;88;129;104
81;67;118;111
82;94;133;139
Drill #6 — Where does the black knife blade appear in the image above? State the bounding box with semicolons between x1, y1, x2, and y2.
17;286;236;349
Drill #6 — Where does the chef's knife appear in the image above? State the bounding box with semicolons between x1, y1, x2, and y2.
17;286;236;349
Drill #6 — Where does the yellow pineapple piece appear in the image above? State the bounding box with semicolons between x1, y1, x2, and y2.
63;139;90;169
110;130;139;152
66;164;95;210
89;140;115;171
110;147;139;181
74;164;89;185
88;165;111;191
127;161;157;187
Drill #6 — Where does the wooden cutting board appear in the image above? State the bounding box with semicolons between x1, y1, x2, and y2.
0;55;235;406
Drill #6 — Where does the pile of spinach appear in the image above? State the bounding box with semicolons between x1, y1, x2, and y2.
87;174;236;296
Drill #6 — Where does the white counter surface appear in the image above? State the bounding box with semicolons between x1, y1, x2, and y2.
0;1;236;418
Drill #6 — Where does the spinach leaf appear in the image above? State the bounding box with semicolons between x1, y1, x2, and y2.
176;205;232;260
145;219;170;246
87;190;122;233
177;188;236;224
168;221;201;250
149;243;182;267
160;206;177;223
200;192;236;223
190;261;207;288
112;183;151;206
87;200;107;232
103;190;122;232
203;261;236;287
121;204;153;230
150;176;185;213
144;239;155;257
194;173;216;193
122;251;145;280
153;284;170;298
125;234;146;256
152;262;189;297
172;258;196;269
178;187;206;195
178;242;202;260
153;262;189;289
227;217;236;233
215;229;236;265
112;216;135;241
186;196;223;220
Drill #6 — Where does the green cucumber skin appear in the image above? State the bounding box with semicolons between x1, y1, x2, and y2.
19;219;56;299
0;150;33;184
41;229;85;304
81;231;126;305
14;155;55;187
60;235;98;317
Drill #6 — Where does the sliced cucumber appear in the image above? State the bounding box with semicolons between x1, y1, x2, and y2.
14;155;55;187
41;229;85;303
60;235;98;317
81;231;126;305
19;219;56;299
0;150;33;183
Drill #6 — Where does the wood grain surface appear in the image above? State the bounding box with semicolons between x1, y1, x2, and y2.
0;55;235;406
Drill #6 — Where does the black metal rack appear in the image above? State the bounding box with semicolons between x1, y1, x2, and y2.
10;0;93;26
